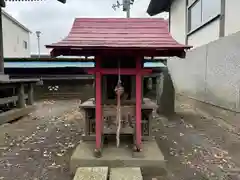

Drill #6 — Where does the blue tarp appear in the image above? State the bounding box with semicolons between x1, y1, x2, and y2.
4;61;166;68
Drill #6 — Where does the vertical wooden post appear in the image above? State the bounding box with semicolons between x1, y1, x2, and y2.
27;83;34;105
102;76;106;104
156;75;161;106
95;56;102;156
135;57;142;150
131;76;136;99
17;83;25;108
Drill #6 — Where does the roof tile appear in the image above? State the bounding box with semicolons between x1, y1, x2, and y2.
46;18;189;49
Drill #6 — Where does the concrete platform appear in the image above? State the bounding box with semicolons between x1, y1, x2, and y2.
70;140;165;176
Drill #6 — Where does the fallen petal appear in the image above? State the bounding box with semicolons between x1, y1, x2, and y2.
180;133;184;136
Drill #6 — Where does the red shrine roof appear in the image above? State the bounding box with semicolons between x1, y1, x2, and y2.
46;18;191;57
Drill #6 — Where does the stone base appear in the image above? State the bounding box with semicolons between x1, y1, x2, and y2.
70;140;165;176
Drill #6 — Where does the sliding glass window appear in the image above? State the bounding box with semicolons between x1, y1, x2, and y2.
187;0;221;32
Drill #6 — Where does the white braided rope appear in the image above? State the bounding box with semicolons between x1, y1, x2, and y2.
116;95;121;148
115;60;123;148
115;83;124;148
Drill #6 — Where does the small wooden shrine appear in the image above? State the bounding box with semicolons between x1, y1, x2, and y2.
46;18;190;167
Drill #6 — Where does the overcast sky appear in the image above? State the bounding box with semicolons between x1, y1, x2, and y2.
4;0;168;55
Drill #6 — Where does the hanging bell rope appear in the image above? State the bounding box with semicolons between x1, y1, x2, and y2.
115;60;124;148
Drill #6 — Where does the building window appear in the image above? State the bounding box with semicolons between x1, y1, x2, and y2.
23;41;28;49
188;0;221;32
202;0;221;22
188;1;201;32
187;0;196;6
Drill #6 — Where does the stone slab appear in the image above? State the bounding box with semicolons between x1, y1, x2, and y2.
73;167;108;180
0;74;9;81
0;105;36;125
80;98;157;109
110;167;143;180
70;140;165;176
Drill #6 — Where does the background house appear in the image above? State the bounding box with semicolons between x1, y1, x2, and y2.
170;0;240;48
147;0;240;112
2;10;31;58
4;58;164;100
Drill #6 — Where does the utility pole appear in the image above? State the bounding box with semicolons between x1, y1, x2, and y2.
36;31;41;58
112;0;134;18
124;0;131;18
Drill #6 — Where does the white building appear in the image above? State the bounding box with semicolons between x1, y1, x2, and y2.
147;0;240;112
2;10;31;58
149;0;239;48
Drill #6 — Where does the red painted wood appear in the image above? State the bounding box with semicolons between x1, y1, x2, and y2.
135;57;142;149
87;68;152;75
95;56;102;150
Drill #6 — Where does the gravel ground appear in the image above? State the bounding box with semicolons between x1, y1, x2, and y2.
0;98;240;180
0;100;84;180
153;98;240;180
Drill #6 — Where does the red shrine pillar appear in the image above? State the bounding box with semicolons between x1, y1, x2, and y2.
95;56;102;152
135;57;142;150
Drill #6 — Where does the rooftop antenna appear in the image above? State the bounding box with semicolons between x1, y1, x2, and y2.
112;0;134;18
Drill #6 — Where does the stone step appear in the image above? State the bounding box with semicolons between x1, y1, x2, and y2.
73;167;108;180
110;167;143;180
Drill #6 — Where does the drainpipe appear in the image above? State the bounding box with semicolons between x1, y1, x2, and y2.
0;7;4;73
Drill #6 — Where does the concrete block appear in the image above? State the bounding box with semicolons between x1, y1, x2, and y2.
73;167;108;180
0;105;36;125
0;74;9;81
110;167;143;180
